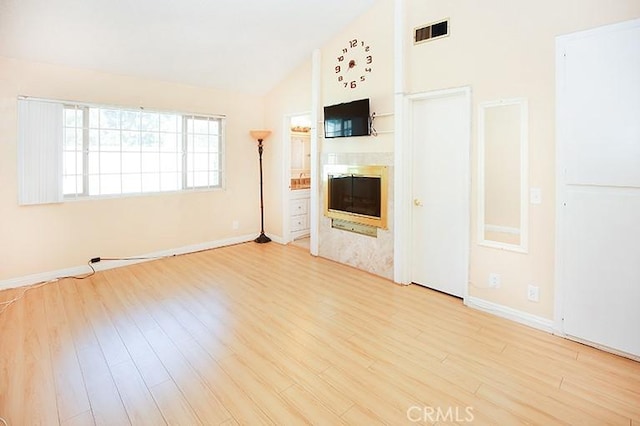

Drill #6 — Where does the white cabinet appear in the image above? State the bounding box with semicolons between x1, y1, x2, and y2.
290;189;310;240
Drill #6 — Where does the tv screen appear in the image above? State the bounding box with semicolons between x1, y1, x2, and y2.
324;99;370;138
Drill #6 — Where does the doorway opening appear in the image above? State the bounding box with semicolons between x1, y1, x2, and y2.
286;114;312;247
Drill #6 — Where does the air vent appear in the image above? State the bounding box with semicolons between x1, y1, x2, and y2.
414;19;449;44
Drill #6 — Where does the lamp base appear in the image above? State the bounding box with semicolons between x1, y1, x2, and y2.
254;232;272;244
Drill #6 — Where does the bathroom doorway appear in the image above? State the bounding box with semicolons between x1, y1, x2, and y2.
285;113;311;246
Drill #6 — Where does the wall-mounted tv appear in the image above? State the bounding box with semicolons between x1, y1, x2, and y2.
323;98;370;138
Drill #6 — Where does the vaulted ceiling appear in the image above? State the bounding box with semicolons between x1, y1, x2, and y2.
0;0;376;95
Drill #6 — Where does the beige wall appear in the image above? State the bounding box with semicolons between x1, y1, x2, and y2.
407;0;640;318
263;0;396;241
266;0;640;319
5;1;640;321
0;56;265;281
264;1;396;276
321;0;395;153
263;60;313;239
317;0;396;277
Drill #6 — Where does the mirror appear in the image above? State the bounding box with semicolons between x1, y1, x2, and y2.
478;98;528;252
289;114;311;190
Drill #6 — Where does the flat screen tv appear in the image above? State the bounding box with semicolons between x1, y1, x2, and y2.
323;98;370;138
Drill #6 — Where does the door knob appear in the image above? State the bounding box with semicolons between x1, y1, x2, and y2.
414;198;423;206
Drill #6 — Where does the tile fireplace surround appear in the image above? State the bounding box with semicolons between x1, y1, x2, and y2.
319;152;394;279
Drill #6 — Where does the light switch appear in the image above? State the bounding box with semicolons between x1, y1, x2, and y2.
530;188;542;205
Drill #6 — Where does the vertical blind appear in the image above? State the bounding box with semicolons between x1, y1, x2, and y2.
17;99;64;205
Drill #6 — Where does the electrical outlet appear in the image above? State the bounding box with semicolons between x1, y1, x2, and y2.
232;220;239;230
488;273;501;288
527;284;540;302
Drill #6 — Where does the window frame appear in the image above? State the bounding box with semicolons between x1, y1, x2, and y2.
61;102;226;200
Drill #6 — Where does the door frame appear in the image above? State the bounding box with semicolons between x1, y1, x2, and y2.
281;111;311;245
399;86;472;300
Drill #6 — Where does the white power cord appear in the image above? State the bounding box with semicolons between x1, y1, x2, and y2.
0;261;96;316
0;279;58;315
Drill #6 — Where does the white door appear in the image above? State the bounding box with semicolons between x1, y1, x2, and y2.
410;88;471;298
557;19;640;357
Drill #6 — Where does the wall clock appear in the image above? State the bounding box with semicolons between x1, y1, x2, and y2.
335;38;373;89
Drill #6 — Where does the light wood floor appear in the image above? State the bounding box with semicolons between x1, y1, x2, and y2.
1;243;639;425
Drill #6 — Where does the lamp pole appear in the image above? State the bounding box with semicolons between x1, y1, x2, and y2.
254;136;271;243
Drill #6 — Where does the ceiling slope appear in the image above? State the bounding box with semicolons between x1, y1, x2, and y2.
0;0;375;95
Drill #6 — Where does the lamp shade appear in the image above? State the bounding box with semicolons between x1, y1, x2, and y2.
250;129;272;141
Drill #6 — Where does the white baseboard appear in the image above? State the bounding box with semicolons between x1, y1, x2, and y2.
465;297;640;360
559;333;640;362
0;233;257;291
465;296;554;333
268;234;287;245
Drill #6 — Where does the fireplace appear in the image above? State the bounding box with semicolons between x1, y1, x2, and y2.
324;165;388;229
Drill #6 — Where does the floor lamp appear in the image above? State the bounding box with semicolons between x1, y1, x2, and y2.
250;130;272;243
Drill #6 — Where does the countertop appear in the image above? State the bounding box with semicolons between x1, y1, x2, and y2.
290;177;310;190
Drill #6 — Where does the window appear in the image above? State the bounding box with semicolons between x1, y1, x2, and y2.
62;103;224;198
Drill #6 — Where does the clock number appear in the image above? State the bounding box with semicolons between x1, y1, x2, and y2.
342;48;348;54
366;55;373;64
343;82;349;88
337;55;344;62
349;39;358;48
338;76;343;82
365;67;372;72
360;75;366;82
350;81;357;89
335;65;341;73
